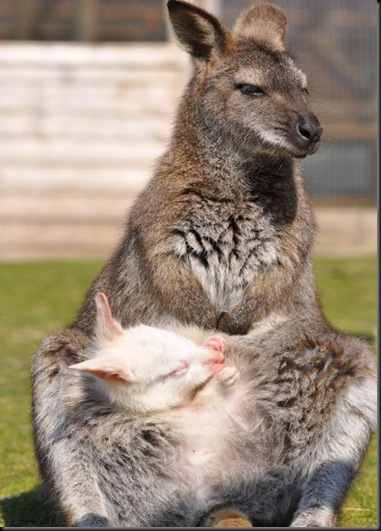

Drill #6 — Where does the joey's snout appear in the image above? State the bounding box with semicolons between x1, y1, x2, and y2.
203;335;226;368
202;346;225;375
205;349;225;365
294;114;323;155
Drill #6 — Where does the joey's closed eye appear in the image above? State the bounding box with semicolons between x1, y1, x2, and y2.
235;83;265;97
169;361;190;378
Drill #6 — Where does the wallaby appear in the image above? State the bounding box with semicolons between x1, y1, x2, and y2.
69;292;237;415
32;1;377;527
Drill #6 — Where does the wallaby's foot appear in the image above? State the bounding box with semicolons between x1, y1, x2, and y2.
290;508;337;528
204;335;226;354
202;508;252;527
72;514;110;527
216;366;239;386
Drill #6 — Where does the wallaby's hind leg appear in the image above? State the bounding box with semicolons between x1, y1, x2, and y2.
32;328;110;526
290;337;376;527
290;370;376;526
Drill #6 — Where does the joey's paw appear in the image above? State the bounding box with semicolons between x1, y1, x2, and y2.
204;335;226;353
217;366;239;386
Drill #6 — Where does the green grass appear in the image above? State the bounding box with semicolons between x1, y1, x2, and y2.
0;257;377;527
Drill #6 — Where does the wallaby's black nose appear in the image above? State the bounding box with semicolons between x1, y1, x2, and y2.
297;115;323;144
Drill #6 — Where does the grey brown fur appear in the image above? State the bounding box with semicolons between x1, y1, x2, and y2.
32;1;377;527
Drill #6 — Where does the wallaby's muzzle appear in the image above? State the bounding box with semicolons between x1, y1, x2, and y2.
295;114;323;154
285;112;323;158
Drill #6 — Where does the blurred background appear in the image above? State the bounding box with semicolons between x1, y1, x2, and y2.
0;0;377;260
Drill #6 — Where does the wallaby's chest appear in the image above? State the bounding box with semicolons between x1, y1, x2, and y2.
173;203;279;313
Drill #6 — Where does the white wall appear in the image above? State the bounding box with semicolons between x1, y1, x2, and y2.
0;42;189;191
0;43;190;259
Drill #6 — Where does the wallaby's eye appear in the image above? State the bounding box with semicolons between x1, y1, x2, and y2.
302;87;310;96
235;84;265;97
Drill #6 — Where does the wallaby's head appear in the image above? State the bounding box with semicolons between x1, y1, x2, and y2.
167;0;322;159
69;292;225;414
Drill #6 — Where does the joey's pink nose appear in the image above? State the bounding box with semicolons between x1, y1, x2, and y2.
210;361;225;375
204;349;225;376
206;349;224;365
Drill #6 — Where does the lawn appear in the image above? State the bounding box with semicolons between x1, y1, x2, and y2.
0;257;377;527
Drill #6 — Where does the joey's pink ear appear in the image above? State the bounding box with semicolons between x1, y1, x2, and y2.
69;358;133;383
95;292;123;342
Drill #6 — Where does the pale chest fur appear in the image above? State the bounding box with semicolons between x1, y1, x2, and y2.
164;385;252;498
173;201;280;313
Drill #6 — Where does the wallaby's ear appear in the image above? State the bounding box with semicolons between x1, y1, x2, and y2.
167;0;228;61
69;358;134;383
232;3;287;51
95;292;123;343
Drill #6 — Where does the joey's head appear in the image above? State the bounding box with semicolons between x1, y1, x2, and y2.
167;1;322;159
69;292;225;414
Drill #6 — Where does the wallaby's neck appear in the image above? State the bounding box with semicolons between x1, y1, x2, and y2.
167;84;297;191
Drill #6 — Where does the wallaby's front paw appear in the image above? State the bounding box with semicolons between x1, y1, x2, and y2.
217;311;251;335
217;366;239;386
204;335;226;353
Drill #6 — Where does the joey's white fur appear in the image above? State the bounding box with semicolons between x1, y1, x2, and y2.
70;293;234;415
69;294;248;493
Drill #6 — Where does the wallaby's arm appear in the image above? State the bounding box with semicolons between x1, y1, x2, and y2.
217;265;283;335
218;257;319;335
156;257;218;329
125;189;219;330
217;265;299;335
32;328;111;526
75;200;218;332
146;248;218;330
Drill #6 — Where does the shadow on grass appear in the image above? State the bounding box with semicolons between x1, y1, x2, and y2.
0;484;65;527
